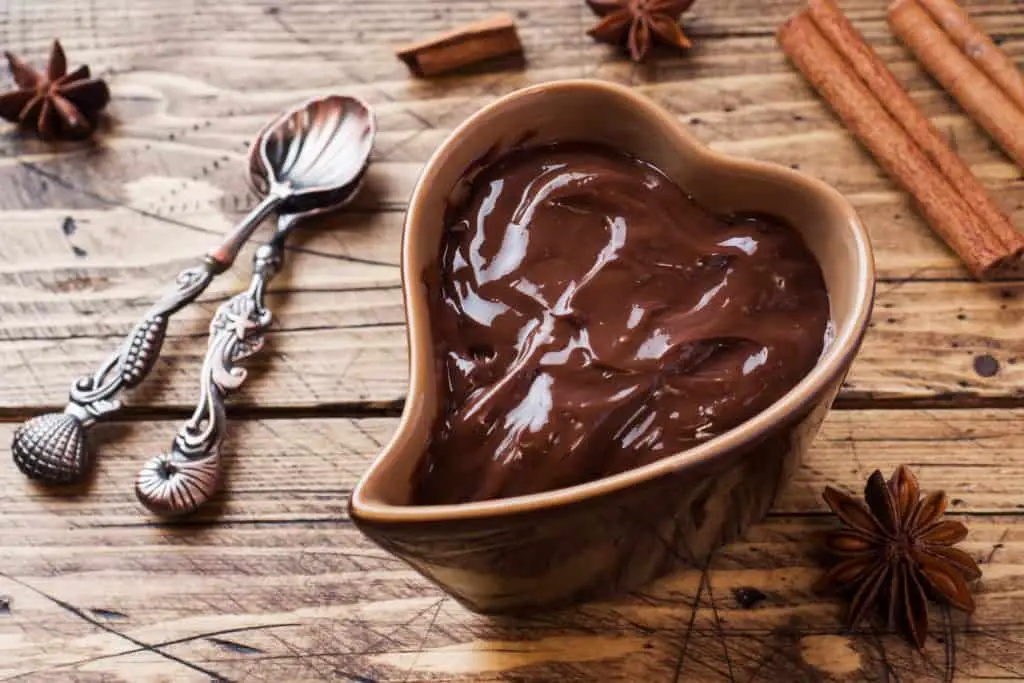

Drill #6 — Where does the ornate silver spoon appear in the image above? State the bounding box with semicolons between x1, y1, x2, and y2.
12;94;375;486
134;95;376;516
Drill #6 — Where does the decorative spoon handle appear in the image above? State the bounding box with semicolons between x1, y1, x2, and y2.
135;222;291;516
11;194;282;484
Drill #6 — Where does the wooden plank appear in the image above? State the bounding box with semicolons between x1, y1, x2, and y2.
1;410;1021;680
2;409;1023;526
1;274;1022;412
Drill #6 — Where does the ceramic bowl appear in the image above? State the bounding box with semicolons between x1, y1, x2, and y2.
349;79;875;614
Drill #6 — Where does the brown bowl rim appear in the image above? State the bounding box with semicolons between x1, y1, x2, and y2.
350;78;876;523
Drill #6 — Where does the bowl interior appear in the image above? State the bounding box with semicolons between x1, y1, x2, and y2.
352;80;873;517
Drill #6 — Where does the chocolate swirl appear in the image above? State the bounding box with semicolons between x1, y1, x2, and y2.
416;143;830;504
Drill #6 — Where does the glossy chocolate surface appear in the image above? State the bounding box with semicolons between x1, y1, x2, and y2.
415;143;830;505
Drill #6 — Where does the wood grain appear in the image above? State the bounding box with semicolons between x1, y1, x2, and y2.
2;0;1024;680
1;411;1022;681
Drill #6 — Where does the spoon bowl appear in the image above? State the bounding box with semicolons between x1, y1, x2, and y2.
250;95;375;214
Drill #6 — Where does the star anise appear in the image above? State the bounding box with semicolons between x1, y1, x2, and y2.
586;0;696;62
816;466;982;648
0;40;110;140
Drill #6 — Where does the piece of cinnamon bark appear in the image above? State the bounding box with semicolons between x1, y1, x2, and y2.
916;0;1024;112
396;14;523;77
889;0;1024;171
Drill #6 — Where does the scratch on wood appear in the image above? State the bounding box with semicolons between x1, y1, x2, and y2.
941;606;956;683
9;621;303;675
868;626;897;683
335;671;378;683
88;608;128;620
0;571;231;681
743;626;807;683
703;565;738;682
352;420;384;448
14;348;46;396
266;630;339;681
984;527;1010;564
672;568;707;683
401;597;446;682
965;628;1024;678
207;637;265;655
742;631;798;683
955;637;1024;678
340;598;448;662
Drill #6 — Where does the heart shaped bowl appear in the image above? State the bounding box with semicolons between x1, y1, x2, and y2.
350;79;875;615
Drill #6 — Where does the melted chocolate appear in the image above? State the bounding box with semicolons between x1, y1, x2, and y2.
415;143;830;504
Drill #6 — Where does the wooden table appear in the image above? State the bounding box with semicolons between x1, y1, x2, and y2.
1;0;1022;680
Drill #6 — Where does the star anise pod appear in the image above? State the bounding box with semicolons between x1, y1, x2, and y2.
586;0;696;62
816;466;982;648
0;40;110;140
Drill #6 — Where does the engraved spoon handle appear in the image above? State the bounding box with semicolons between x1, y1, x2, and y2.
11;194;282;484
67;194;282;423
135;215;297;516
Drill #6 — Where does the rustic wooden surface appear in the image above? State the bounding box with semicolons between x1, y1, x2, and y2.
1;0;1023;680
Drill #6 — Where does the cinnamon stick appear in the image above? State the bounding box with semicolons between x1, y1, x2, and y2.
916;0;1024;112
778;13;1012;278
396;14;523;77
888;0;1024;169
807;0;1024;258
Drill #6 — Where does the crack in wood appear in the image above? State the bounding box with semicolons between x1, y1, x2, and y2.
88;607;129;620
207;636;266;655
